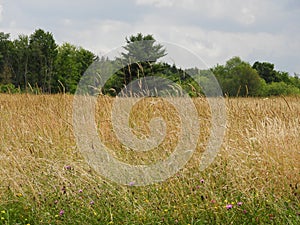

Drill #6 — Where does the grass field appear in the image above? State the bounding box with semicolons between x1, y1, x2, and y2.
0;94;299;224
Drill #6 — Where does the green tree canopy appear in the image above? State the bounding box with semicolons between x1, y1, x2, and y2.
28;29;58;92
0;32;12;70
0;32;14;84
252;61;279;83
213;57;263;96
122;33;166;63
53;43;96;93
117;33;167;86
11;35;30;89
0;30;299;96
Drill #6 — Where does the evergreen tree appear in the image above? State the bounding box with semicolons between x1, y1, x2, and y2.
0;32;14;85
28;29;58;92
117;33;167;86
12;35;30;89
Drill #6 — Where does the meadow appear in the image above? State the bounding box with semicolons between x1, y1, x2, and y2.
0;94;299;224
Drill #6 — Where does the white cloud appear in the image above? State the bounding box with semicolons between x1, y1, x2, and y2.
53;19;133;55
135;0;174;7
97;10;294;72
0;0;299;74
135;0;284;26
62;19;72;26
54;12;298;73
0;3;3;22
240;8;256;25
136;0;174;7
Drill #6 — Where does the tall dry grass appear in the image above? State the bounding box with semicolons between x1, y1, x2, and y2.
0;94;299;223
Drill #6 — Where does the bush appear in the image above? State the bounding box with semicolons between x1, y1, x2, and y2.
263;82;300;96
0;83;19;93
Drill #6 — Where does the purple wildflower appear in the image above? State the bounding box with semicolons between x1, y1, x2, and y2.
226;204;233;209
237;202;243;206
61;186;66;194
64;165;71;170
59;210;64;216
90;200;95;205
79;189;83;193
129;181;135;186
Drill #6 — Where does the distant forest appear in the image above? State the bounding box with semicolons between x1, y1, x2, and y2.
0;29;300;96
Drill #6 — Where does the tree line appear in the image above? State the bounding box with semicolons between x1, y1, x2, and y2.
212;58;300;96
1;29;299;96
0;29;97;93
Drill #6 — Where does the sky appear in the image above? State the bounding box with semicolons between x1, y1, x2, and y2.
0;0;299;75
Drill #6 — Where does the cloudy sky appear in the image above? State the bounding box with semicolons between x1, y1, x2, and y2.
0;0;299;74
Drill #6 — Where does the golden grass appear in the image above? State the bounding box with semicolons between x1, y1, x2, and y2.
0;94;299;202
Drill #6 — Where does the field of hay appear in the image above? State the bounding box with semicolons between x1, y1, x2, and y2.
0;94;299;224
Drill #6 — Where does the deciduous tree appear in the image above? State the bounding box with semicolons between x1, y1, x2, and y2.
213;57;263;96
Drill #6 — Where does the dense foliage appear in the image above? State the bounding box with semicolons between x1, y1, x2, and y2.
0;30;299;96
0;29;97;94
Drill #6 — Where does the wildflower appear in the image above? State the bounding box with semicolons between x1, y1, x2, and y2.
1;217;4;220
54;200;58;204
237;202;243;206
90;200;95;205
243;210;247;214
59;210;64;216
1;210;5;214
129;181;135;186
79;189;83;193
226;204;233;209
64;165;71;170
61;186;66;194
200;179;204;183
211;199;216;204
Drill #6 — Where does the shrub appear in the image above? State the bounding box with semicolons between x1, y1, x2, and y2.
0;83;19;93
263;82;300;96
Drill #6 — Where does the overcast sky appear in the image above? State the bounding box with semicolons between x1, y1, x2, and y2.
0;0;299;75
